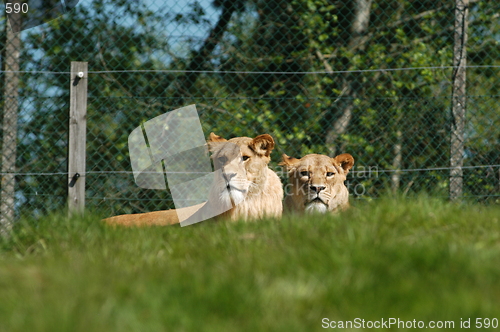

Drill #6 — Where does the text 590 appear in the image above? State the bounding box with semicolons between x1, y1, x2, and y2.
5;2;29;14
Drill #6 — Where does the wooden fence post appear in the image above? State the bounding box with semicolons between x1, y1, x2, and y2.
68;62;88;215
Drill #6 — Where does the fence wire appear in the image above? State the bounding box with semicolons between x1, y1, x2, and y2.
1;0;499;222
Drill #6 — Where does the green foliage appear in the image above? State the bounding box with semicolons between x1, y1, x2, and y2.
16;0;176;217
204;0;499;202
3;0;499;219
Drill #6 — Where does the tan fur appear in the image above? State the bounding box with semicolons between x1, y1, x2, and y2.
279;153;354;214
103;203;205;227
103;133;283;226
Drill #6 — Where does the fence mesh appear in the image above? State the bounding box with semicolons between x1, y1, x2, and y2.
1;0;499;222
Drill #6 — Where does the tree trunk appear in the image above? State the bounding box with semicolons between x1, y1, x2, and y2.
1;7;21;236
391;105;404;193
326;0;372;154
391;129;403;193
450;0;468;201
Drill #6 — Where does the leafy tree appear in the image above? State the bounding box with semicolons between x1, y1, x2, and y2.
202;0;499;199
16;0;177;217
4;0;500;220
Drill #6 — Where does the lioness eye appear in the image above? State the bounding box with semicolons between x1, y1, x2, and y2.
326;172;334;177
242;156;250;161
218;156;227;164
300;171;309;177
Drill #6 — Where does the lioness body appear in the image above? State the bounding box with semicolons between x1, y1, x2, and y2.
104;133;283;226
280;153;354;214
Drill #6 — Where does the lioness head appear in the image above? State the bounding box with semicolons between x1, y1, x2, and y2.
280;153;354;213
208;132;277;209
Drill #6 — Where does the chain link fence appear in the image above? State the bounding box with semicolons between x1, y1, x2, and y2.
1;0;499;224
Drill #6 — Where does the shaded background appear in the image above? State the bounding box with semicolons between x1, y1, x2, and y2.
0;0;499;220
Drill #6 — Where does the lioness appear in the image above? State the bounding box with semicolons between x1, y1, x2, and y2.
279;153;354;214
104;133;283;226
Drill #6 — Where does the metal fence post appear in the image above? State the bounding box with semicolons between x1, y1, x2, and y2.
450;0;468;201
68;62;88;215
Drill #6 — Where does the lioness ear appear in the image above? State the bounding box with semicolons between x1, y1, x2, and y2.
333;153;354;173
208;132;227;143
278;154;301;168
250;134;275;157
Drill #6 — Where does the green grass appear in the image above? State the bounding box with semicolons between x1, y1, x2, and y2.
1;196;500;331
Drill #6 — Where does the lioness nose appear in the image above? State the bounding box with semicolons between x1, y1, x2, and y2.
222;172;236;182
310;185;326;193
